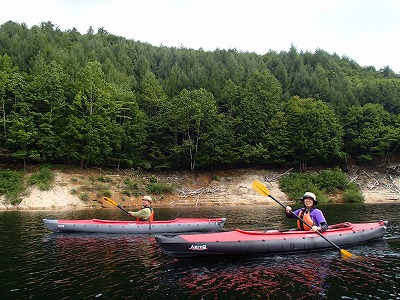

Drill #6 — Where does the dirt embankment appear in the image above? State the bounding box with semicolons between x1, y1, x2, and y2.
0;166;399;210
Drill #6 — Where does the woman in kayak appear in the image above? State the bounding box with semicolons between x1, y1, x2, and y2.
128;195;154;221
285;192;328;232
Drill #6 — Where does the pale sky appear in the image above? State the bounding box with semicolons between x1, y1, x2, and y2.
2;0;400;73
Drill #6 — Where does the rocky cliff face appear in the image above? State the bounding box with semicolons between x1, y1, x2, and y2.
1;166;399;210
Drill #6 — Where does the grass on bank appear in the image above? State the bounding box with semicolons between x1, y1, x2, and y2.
0;166;56;205
0;170;25;205
1;165;363;206
279;167;364;203
0;166;175;205
26;165;54;190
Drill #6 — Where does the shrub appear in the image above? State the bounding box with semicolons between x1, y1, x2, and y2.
279;173;319;200
123;177;141;196
0;170;25;204
102;190;112;197
79;193;89;202
212;175;219;181
146;182;174;194
124;178;139;189
342;183;364;203
279;167;363;203
312;167;348;193
96;176;112;183
122;190;132;197
27;166;54;190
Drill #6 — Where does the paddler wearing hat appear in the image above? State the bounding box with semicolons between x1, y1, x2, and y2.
285;192;328;232
128;195;154;221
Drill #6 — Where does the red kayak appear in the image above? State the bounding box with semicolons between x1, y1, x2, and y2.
43;217;226;234
155;221;388;257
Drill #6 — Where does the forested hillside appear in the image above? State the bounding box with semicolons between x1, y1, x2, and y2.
1;21;399;171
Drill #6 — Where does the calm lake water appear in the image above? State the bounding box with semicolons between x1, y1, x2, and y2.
0;203;399;300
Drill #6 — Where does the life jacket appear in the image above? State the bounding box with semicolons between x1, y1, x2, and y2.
136;207;154;221
297;208;315;231
149;208;154;221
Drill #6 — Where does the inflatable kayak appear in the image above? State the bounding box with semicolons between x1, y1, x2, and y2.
43;217;226;234
155;221;387;257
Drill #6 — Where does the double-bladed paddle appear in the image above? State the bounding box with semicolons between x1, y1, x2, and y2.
102;196;132;217
252;180;354;258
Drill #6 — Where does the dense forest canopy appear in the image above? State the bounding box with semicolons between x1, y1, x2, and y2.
0;21;399;171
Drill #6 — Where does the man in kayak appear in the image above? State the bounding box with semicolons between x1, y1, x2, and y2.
285;192;328;232
128;195;154;221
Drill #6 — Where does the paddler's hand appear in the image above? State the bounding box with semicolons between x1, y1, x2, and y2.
285;206;292;213
311;226;321;232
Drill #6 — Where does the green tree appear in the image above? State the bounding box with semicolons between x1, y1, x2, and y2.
0;54;15;142
136;70;169;168
381;114;400;162
168;88;219;170
343;103;394;162
236;70;282;164
29;61;69;161
266;54;289;100
63;114;119;167
7;104;39;168
64;61;121;167
162;65;190;97
264;111;293;165
115;94;147;169
219;79;240;117
285;96;344;171
196;113;240;168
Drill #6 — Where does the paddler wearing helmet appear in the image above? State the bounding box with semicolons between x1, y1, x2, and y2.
285;192;328;232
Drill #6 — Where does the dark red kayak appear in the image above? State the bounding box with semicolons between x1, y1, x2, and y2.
43;217;226;234
155;221;387;257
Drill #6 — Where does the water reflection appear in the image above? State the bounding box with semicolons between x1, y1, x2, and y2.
42;233;167;299
165;255;334;299
0;203;399;299
161;243;399;299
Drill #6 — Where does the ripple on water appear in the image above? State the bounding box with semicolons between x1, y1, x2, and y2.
1;206;399;299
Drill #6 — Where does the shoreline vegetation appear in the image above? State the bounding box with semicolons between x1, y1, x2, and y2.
0;165;399;211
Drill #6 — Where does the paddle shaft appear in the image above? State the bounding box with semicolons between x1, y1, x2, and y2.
115;204;131;215
103;197;132;217
268;193;342;251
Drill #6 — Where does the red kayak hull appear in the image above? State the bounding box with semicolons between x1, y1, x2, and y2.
155;221;387;257
43;218;226;234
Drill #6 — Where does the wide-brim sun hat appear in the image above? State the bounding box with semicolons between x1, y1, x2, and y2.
301;192;318;205
142;195;152;202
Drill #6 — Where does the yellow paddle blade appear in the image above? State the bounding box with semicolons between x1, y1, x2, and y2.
252;180;270;197
103;196;118;207
340;249;354;258
253;180;358;259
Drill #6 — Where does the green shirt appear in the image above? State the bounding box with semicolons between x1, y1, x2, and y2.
130;207;152;220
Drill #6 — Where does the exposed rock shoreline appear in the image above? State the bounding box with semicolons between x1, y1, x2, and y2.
0;167;399;211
